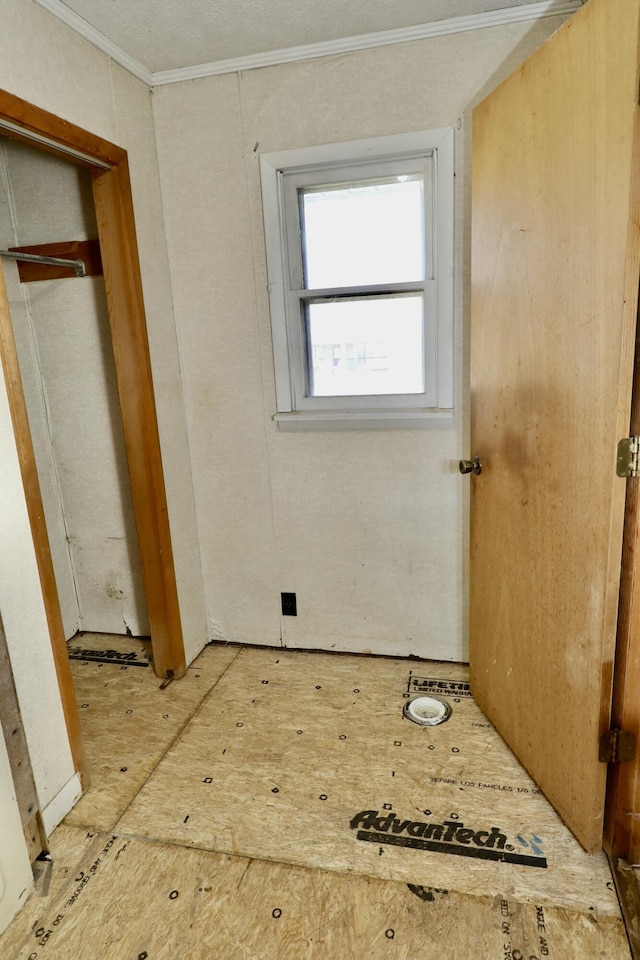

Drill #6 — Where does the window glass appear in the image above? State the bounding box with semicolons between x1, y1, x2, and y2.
299;175;424;289
306;295;424;397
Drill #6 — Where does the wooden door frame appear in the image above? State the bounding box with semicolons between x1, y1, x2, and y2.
606;304;640;865
603;52;640;863
0;88;186;788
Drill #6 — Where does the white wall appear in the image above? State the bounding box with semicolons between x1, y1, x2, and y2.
0;728;33;935
152;14;568;661
0;281;76;812
0;0;207;819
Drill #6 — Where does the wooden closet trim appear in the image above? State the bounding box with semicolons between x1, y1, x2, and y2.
91;158;186;680
0;89;186;787
0;263;89;786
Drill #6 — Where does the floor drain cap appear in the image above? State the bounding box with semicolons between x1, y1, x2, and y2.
403;695;451;726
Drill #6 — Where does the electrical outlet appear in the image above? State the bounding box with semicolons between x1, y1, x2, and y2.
281;592;297;616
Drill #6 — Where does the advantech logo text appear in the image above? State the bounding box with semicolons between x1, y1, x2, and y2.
350;809;547;868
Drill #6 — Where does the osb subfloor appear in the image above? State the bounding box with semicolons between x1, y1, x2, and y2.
64;634;238;832
0;634;632;958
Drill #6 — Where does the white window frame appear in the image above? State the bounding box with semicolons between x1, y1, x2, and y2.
260;128;454;428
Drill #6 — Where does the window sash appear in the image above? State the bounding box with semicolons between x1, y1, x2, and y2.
286;280;437;411
282;156;435;409
282;156;434;293
304;292;426;399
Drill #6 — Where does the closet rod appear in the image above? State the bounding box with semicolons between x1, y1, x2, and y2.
0;250;86;277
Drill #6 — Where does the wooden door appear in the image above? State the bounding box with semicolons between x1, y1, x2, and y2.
469;0;640;852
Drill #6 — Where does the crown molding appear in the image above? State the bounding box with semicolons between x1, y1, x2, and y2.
32;0;581;89
32;0;153;84
153;0;581;85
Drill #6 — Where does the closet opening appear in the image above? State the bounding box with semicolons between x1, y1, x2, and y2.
0;88;185;791
0;135;150;647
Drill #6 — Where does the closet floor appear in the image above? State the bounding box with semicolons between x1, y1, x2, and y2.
0;634;631;959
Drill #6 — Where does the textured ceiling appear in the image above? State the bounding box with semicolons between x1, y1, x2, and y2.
56;0;546;73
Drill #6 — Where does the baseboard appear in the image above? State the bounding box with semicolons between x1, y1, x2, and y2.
41;773;83;836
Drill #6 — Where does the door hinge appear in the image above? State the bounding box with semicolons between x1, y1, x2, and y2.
599;729;636;764
617;437;640;477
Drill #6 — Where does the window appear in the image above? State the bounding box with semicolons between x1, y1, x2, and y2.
260;129;454;427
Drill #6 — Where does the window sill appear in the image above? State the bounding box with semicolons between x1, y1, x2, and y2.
273;409;454;431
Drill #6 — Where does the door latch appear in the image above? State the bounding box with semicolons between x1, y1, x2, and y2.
459;457;482;476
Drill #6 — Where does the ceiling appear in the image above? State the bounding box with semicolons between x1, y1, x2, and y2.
36;0;582;80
